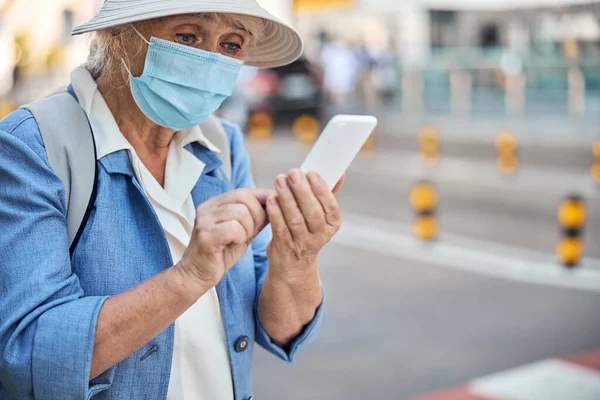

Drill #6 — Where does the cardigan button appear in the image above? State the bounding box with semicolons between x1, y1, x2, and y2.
235;336;250;353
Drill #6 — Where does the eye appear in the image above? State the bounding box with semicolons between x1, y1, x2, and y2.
221;42;242;54
175;33;198;44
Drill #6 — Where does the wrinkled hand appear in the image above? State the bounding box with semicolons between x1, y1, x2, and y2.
177;188;274;292
266;169;345;278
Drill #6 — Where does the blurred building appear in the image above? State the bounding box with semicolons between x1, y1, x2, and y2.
289;0;600;115
1;0;598;113
428;1;600;53
292;0;600;63
0;0;100;100
293;0;430;67
425;1;600;113
258;0;294;23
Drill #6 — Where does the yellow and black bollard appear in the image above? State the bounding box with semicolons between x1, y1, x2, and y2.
247;112;273;140
293;114;320;145
556;194;586;268
495;131;519;175
591;139;600;184
410;181;439;241
418;126;441;166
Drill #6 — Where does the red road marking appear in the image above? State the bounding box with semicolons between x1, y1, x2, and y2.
564;348;600;373
411;386;496;400
412;348;600;400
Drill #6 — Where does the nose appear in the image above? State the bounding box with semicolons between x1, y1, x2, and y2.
200;39;221;55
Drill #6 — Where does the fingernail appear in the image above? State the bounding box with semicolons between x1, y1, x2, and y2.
308;173;320;185
269;197;278;206
277;175;288;189
290;170;303;184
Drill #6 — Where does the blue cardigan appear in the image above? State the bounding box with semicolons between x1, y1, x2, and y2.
0;107;323;400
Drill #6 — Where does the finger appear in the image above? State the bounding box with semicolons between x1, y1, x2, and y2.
307;172;342;227
213;203;255;240
210;188;274;209
275;174;308;239
233;189;269;236
245;189;271;234
332;173;346;195
288;169;326;233
251;188;276;207
266;195;292;242
210;220;248;246
216;188;271;236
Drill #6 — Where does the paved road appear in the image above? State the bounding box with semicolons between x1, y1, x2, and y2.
247;133;600;399
249;136;600;258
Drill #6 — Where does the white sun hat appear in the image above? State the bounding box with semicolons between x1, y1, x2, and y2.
72;0;303;69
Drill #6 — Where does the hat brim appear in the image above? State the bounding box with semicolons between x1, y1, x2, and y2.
72;1;303;69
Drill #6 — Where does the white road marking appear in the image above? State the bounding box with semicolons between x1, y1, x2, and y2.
333;212;600;293
341;211;600;270
470;359;600;400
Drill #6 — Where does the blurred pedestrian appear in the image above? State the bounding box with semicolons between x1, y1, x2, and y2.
320;38;360;105
0;1;345;399
353;43;377;107
371;48;399;105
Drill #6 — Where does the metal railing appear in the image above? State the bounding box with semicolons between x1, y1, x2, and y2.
400;46;600;117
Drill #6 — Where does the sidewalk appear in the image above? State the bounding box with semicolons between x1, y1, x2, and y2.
319;100;600;172
373;114;599;173
378;113;600;144
413;349;600;400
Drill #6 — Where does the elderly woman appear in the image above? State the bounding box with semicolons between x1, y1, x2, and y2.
0;1;343;399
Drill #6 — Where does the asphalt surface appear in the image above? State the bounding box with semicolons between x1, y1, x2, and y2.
320;98;600;173
247;121;600;399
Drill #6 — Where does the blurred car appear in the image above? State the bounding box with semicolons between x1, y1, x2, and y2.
220;57;325;128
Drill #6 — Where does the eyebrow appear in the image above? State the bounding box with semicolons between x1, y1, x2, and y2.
170;15;253;38
233;25;252;36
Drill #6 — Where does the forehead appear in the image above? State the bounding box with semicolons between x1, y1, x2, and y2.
149;14;248;32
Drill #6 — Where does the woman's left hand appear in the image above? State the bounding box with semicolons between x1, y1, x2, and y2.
266;169;345;278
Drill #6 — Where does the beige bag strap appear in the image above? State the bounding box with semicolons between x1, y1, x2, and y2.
23;91;231;254
23;92;97;253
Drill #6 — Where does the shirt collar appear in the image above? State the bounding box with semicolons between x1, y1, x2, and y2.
70;65;221;160
177;126;221;154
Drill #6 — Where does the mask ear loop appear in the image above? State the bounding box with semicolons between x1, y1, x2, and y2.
121;58;133;76
122;25;151;75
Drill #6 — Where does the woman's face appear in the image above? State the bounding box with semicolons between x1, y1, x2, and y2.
148;15;250;59
125;14;251;76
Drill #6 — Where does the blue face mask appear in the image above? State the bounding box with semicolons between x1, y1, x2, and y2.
123;30;243;131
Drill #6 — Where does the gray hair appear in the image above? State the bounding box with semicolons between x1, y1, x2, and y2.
86;13;264;81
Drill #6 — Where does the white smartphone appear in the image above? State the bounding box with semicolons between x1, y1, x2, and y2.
300;114;378;190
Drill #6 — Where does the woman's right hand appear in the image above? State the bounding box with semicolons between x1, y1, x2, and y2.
175;188;274;296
